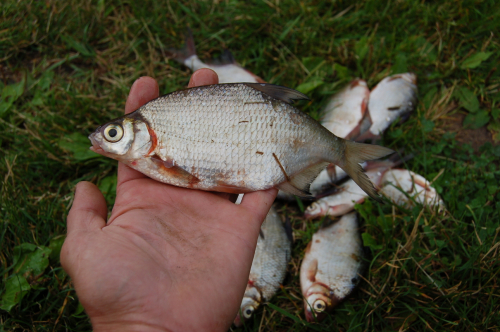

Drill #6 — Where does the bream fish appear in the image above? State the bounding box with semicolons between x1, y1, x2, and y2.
356;73;418;142
300;212;364;322
168;30;265;84
89;83;393;198
379;169;444;211
234;206;292;326
320;79;369;140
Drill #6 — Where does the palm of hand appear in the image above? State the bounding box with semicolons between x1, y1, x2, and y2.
61;71;277;332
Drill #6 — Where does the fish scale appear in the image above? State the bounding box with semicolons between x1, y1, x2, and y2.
138;84;334;191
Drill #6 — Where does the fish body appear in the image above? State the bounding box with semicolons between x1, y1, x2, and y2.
304;169;386;219
321;79;369;139
234;206;291;326
90;83;393;198
300;212;364;322
168;30;264;84
380;169;444;210
356;73;417;141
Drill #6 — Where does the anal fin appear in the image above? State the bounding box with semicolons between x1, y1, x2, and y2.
277;162;329;197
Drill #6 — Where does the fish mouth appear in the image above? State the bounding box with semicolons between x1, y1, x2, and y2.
304;307;328;323
88;134;106;155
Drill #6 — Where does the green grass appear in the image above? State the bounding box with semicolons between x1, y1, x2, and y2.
1;0;499;331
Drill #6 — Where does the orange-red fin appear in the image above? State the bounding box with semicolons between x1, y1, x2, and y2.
150;155;200;187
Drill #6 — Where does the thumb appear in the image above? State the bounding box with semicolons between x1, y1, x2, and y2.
66;181;108;235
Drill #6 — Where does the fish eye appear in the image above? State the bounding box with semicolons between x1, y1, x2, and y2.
243;306;254;319
313;300;326;313
103;124;124;142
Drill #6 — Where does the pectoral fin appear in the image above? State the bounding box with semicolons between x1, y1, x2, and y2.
150;155;200;187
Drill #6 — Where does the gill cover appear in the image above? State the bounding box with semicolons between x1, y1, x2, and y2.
89;117;152;159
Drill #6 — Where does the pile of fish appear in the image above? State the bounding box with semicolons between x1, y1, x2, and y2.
90;31;445;325
164;35;445;324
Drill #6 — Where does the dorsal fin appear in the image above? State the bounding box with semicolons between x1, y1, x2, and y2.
244;83;310;104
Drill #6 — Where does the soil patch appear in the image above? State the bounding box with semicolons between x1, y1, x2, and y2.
440;112;497;152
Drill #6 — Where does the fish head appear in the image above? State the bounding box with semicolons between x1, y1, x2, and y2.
233;284;261;327
89;115;154;162
303;284;339;322
304;201;328;219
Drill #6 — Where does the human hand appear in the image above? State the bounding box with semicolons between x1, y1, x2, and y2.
60;69;278;332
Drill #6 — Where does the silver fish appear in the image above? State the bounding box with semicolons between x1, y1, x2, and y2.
320;79;369;139
168;30;265;84
234;205;292;326
356;73;417;141
380;169;445;211
89;83;393;198
300;212;364;322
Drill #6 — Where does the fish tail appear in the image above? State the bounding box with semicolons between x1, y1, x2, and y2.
166;28;197;64
340;141;394;201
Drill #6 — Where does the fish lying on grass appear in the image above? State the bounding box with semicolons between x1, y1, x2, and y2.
89;83;393;197
306;163;442;218
167;30;265;84
234;206;292;326
320;79;369;139
304;168;387;219
356;73;418;142
300;212;364;322
380;169;444;211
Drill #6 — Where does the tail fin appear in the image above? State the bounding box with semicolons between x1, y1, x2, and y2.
340;141;394;201
166;28;197;64
364;150;414;171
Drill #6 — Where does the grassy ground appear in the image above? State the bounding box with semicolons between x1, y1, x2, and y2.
1;0;499;331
